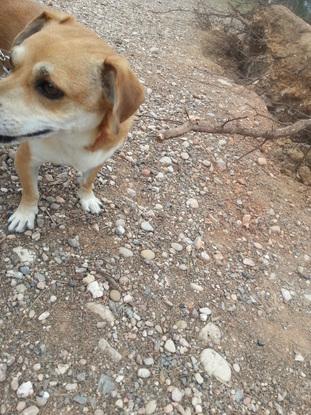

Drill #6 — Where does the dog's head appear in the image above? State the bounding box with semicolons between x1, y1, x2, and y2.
0;10;144;146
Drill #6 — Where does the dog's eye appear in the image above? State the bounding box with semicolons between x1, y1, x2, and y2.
36;80;64;100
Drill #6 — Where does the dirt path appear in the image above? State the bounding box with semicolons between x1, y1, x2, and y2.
0;1;310;414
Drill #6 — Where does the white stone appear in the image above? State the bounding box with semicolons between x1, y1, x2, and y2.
115;399;123;408
186;198;199;209
11;377;19;391
13;247;36;263
17;401;26;412
56;363;70;375
233;363;241;373
17;381;34;398
98;338;122;362
127;188;136;197
200;348;231;383
181;152;189;160
304;293;311;302
0;364;7;382
201;252;210;262
164;339;176;353
243;258;255;267
199;307;212;316
145;400;157;414
171;243;183;252
123;294;133;303
160;156;172;165
294;352;304;362
199;323;222;344
36;391;50;406
119;247;133;258
164;404;174;413
141;250;155;260
258;157;267;165
281;288;292;303
116;225;125;236
87;281;104;299
144;357;154;366
194;373;204;384
22;406;39;415
82;274;95;285
190;283;204;292
138;368;151;378
38;311;50;321
86;303;115;324
65;383;78;391
141;221;154;232
171;387;183;402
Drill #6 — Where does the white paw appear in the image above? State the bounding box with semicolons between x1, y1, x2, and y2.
79;192;102;214
8;206;38;233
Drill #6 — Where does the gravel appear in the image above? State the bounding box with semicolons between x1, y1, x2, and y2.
0;0;310;414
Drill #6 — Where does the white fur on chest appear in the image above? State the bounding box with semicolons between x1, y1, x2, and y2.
29;132;120;172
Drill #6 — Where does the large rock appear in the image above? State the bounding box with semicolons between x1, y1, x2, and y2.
200;348;231;383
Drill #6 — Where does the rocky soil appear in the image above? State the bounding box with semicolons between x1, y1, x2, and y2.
0;0;310;414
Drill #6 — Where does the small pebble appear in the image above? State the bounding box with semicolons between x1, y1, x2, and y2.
38;311;50;321
119;247;133;258
138;368;151;378
145;400;157;414
160;156;172;165
141;250;155;260
164;339;176;353
109;290;121;302
17;382;34;398
243;258;255;267
186;198;199;209
233;363;241;373
171;388;183;402
258;157;267;165
171;243;183;252
141;221;154;232
281;288;292;303
0;364;7;382
21;406;39;415
87;281;104;299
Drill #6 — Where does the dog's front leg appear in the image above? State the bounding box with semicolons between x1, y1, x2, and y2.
78;165;103;214
8;143;41;233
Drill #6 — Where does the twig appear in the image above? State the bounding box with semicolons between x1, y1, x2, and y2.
236;137;269;161
158;117;311;141
221;115;249;128
148;8;192;14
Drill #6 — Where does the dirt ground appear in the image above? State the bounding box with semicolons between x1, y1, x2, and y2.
0;1;310;414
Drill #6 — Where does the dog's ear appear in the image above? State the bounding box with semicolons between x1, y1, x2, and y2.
13;10;73;46
101;55;144;130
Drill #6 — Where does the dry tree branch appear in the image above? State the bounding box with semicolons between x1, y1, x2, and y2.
157;117;311;141
147;8;192;14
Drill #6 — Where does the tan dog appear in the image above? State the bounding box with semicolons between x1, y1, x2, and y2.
0;0;144;232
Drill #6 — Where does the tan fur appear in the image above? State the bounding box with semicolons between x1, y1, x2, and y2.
15;142;39;206
0;0;144;232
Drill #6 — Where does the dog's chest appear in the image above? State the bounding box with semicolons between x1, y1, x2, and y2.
30;135;118;172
